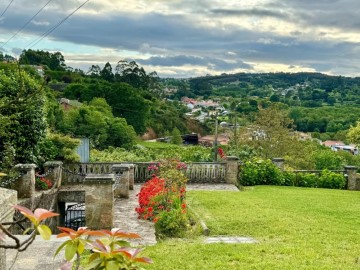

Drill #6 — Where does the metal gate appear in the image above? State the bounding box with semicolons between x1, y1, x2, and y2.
64;203;85;230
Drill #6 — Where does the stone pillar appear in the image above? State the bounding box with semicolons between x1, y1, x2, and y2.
14;164;37;198
344;166;358;190
84;174;114;230
272;158;285;171
44;161;63;188
112;165;130;198
225;156;239;185
0;188;17;270
128;164;135;190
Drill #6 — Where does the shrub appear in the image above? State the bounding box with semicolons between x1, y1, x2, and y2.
136;159;189;239
239;158;284;186
318;169;346;189
296;173;318;188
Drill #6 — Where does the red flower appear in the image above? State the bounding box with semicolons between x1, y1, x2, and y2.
181;204;186;209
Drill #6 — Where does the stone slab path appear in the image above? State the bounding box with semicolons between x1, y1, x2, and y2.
113;184;157;246
5;235;67;270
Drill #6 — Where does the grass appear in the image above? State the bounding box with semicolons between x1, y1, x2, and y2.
143;186;360;269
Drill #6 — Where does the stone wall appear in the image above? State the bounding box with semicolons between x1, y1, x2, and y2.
0;188;17;270
10;189;59;234
58;174;114;230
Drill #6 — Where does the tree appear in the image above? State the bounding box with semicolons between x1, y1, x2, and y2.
170;127;183;145
0;64;47;171
19;49;66;70
100;62;114;82
347;121;360;146
237;105;294;159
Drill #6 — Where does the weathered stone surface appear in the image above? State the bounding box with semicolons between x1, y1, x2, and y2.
272;158;285;170
112;165;131;198
44;161;63;188
14;164;36;198
0;188;17;270
344;166;358;190
84;175;114;230
225;156;239;185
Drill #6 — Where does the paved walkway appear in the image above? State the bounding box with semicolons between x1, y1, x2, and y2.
113;184;157;246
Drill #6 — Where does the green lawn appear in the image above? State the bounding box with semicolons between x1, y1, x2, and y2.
143;186;360;269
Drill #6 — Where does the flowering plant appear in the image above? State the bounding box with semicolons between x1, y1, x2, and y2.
35;176;53;190
137;159;190;238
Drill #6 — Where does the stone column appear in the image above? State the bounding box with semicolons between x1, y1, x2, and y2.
14;164;37;198
225;156;239;185
44;161;63;188
112;165;130;198
344;166;358;190
0;188;17;270
128;164;135;190
272;158;285;171
84;174;114;230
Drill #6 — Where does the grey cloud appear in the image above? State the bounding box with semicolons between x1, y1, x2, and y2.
137;55;253;71
210;8;290;20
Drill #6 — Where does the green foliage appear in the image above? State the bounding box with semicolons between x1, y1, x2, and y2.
90;144;212;162
170;127;182;145
19;49;66;71
155;206;188;239
55;98;136;149
347;120;360;146
239;158;284;186
0;65;47;172
311;149;345;170
240;158;346;190
318;169;346;189
45;133;81;162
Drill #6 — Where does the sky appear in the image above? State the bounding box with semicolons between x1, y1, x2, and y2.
0;0;359;78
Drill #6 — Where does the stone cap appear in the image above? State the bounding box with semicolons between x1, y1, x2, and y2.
44;161;63;167
84;174;114;185
112;164;132;172
121;163;135;169
14;164;37;170
344;165;358;171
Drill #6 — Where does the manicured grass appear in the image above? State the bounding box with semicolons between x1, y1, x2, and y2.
143;186;360;269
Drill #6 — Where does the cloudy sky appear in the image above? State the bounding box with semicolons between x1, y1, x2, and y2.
0;0;359;77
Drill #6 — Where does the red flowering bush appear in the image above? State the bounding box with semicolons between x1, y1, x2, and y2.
136;159;190;238
218;147;226;159
35;176;53;190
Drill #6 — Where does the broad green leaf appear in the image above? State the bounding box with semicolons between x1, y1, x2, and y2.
65;241;77;261
84;258;102;270
54;240;71;258
106;260;119;270
115;240;130;247
37;225;52;240
77;241;85;254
